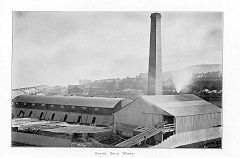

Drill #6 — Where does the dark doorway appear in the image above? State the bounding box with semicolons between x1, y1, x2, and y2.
163;115;174;124
63;114;68;122
39;112;43;120
28;111;32;117
51;113;55;120
163;131;174;140
19;110;24;117
92;117;96;124
77;116;81;123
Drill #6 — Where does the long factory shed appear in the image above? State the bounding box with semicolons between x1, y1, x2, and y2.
114;94;222;137
12;95;132;126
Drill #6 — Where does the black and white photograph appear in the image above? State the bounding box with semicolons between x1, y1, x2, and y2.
11;11;223;148
2;0;240;157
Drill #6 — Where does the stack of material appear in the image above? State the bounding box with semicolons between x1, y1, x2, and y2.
19;123;65;134
43;125;111;134
12;118;40;127
43;125;113;142
12;118;66;133
12;118;113;142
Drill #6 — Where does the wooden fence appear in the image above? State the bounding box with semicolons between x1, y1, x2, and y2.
163;124;175;132
152;126;222;148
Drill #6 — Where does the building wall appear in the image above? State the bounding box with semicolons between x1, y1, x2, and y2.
153;126;222;148
114;97;221;136
114;98;170;137
13;102;114;115
12;107;114;126
176;112;221;133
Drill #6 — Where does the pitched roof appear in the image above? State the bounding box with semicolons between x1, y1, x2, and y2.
12;95;126;108
43;125;111;134
140;94;222;116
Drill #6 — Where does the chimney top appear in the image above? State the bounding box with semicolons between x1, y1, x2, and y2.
151;12;161;18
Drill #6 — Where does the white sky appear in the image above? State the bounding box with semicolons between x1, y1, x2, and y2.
12;11;223;88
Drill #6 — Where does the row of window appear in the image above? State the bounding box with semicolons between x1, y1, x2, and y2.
14;102;113;115
14;102;100;111
17;110;97;124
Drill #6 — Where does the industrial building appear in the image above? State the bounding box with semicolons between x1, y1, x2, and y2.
11;85;49;99
114;94;222;137
12;95;132;127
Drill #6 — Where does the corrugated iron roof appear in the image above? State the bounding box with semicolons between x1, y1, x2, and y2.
140;94;222;116
12;95;126;108
43;125;111;134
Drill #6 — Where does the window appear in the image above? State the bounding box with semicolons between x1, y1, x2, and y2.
16;102;18;105
32;104;35;106
95;108;99;111
41;104;45;107
82;107;86;110
50;105;54;108
24;103;26;105
60;105;64;108
71;106;75;109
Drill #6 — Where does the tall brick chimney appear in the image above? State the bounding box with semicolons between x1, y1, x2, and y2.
147;13;162;95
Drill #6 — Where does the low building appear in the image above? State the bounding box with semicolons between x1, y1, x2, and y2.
114;94;221;137
44;86;67;96
68;85;84;96
12;85;49;99
12;95;132;127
